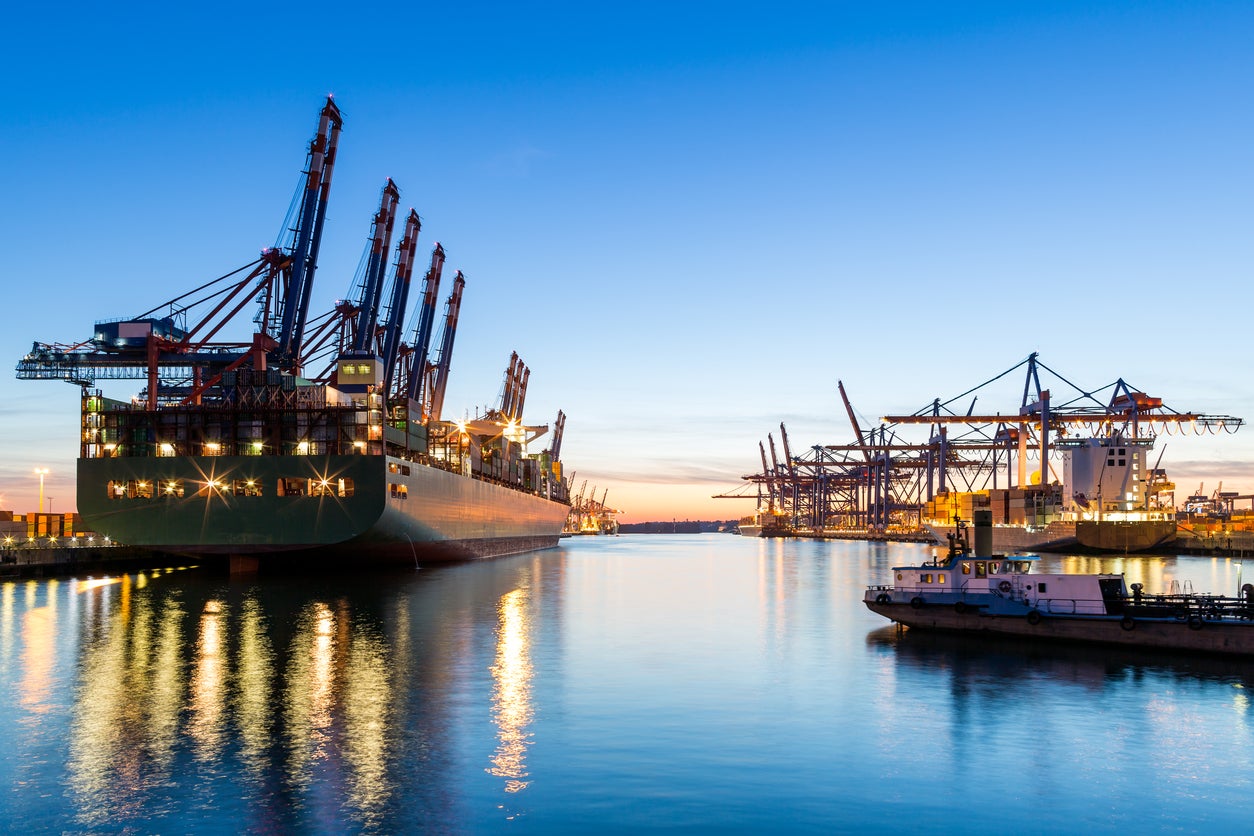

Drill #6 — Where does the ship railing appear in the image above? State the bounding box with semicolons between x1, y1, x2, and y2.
1122;593;1254;622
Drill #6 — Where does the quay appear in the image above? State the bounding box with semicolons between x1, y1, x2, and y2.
755;528;936;544
1;543;189;579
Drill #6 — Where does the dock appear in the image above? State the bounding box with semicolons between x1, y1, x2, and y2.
1;544;190;579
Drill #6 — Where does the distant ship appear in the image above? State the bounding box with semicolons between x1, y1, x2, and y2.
923;436;1180;554
17;98;572;569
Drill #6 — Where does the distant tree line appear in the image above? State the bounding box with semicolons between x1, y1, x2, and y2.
616;520;738;534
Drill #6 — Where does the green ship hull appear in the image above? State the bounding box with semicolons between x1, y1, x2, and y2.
78;453;570;566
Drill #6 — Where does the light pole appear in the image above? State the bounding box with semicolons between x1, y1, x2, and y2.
34;468;49;514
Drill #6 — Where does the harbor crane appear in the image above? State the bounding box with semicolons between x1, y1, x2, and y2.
720;353;1243;535
16;98;561;473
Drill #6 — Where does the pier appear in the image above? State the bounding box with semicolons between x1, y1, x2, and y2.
1;543;187;579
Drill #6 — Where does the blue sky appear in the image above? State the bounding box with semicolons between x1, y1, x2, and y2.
3;1;1253;520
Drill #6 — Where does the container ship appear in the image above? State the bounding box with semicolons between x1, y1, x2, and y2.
16;98;572;569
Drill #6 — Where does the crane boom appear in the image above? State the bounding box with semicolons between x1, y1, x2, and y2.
379;210;421;393
352;180;401;352
425;272;465;422
405;244;445;403
279;96;342;363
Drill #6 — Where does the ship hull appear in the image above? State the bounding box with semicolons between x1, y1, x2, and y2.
1074;519;1176;552
77;454;570;566
865;600;1254;657
926;520;1077;553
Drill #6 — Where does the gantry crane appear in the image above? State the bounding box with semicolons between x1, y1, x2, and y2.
15;98;567;504
719;353;1243;534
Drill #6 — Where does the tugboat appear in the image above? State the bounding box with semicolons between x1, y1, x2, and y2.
865;510;1254;656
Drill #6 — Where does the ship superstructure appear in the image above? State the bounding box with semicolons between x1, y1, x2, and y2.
16;98;572;567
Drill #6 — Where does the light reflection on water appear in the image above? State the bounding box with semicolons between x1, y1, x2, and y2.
2;539;1254;832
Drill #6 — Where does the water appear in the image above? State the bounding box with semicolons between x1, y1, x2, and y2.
3;535;1254;833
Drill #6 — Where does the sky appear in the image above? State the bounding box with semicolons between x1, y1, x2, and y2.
3;1;1253;522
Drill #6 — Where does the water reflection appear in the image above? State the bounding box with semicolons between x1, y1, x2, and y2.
19;579;57;717
235;596;274;780
487;587;535;794
189;599;227;758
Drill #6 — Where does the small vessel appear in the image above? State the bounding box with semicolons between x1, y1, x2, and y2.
865;513;1254;656
736;516;763;537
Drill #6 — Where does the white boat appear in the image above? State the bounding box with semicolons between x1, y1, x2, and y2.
865;521;1254;656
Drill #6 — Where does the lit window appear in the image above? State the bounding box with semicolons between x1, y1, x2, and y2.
277;478;304;497
233;479;263;497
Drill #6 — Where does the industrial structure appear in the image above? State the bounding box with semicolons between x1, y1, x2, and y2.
15;97;572;566
720;353;1242;545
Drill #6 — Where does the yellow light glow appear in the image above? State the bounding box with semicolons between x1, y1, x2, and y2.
77;577;122;592
298;441;310;454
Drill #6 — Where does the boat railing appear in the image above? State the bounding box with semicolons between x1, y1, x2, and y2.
1123;592;1254;622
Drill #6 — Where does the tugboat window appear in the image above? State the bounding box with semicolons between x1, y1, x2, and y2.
1038;582;1048;593
975;562;987;578
922;574;932;584
961;562;971;575
938;574;946;584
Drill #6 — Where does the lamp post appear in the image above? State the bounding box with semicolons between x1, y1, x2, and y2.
34;468;49;514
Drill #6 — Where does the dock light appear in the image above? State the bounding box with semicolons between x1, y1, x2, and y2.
252;441;264;453
298;441;310;454
160;443;174;456
34;468;49;514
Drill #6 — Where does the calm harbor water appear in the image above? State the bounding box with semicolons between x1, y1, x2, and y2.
3;534;1254;833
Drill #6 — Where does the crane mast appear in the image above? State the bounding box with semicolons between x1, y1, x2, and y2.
405;244;445;404
351;179;401;353
425;272;464;422
379;210;421;394
279;96;342;366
